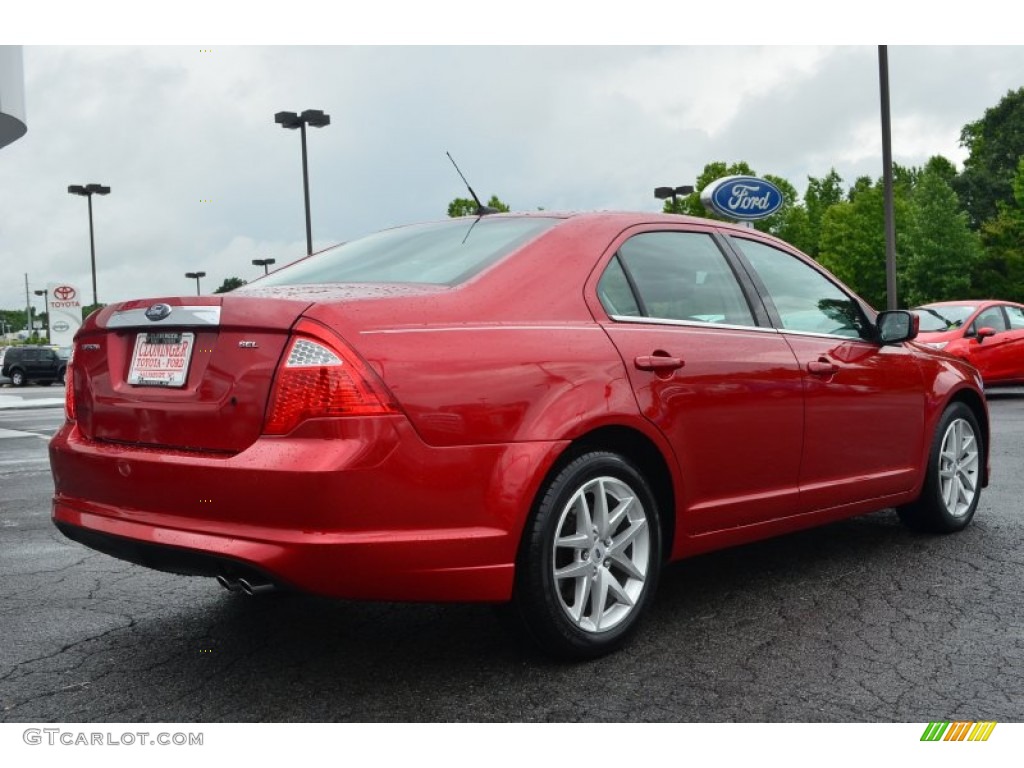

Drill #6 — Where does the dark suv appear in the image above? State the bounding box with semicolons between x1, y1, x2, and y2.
0;346;67;387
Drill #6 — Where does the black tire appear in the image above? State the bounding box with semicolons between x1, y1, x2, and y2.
510;451;662;660
898;402;983;533
10;369;26;387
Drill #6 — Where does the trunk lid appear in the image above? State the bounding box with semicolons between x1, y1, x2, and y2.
72;295;311;453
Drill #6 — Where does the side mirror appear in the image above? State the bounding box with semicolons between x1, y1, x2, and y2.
877;310;918;344
976;326;996;342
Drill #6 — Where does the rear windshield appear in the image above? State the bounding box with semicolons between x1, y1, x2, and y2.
253;217;560;287
913;305;976;332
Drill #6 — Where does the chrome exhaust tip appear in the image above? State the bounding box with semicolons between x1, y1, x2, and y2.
216;574;242;592
238;577;275;596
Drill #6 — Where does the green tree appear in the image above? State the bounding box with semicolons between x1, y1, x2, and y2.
447;195;510;217
81;303;104;321
974;157;1024;301
662;161;755;218
663;161;799;236
773;204;812;254
798;169;845;258
818;178;912;309
214;277;247;294
0;308;23;338
953;86;1024;228
902;158;982;305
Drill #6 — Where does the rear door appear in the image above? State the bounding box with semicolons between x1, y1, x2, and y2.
592;226;805;535
1002;305;1024;381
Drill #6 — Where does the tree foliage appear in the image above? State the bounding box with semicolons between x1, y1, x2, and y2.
974;157;1024;301
902;160;981;306
214;277;247;294
953;87;1024;229
447;195;510;217
817;178;913;309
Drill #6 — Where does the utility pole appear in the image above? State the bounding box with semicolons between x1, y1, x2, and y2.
24;273;31;337
879;45;898;310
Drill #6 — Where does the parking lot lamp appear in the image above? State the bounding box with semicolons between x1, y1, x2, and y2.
33;289;49;342
275;109;330;256
252;258;276;275
185;271;206;296
67;183;111;306
654;185;695;211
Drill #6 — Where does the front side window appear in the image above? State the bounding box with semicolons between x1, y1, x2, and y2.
599;232;756;326
731;237;872;340
972;306;1008;335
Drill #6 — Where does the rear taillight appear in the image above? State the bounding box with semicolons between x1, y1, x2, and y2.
263;319;398;435
64;356;76;422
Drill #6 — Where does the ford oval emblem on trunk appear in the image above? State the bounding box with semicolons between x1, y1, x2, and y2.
145;303;172;321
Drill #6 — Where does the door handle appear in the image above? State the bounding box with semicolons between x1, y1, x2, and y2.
634;354;685;372
807;359;839;376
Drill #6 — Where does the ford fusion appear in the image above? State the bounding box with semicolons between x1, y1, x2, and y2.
50;212;989;659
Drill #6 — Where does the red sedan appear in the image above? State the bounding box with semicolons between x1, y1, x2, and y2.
50;212;989;659
912;300;1024;386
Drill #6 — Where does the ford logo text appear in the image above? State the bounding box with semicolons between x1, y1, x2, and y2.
700;175;784;221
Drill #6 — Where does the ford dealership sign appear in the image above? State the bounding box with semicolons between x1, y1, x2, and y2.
700;175;784;221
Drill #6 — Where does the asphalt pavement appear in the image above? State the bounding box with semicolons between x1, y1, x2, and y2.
0;384;64;410
1;391;1023;722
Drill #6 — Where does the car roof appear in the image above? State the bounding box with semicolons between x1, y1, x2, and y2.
917;300;1021;309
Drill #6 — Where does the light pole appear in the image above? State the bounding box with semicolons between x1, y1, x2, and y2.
68;183;111;306
275;109;330;256
878;46;898;310
252;258;276;275
185;271;206;296
655;185;695;211
33;289;49;343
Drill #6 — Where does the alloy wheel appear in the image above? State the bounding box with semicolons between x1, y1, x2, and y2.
938;417;980;518
550;476;651;633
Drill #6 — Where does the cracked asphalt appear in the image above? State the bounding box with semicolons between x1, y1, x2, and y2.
1;393;1022;722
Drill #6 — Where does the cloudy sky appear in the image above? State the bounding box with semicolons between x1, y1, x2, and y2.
1;36;1022;315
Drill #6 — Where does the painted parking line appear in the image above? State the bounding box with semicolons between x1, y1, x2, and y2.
0;428;51;441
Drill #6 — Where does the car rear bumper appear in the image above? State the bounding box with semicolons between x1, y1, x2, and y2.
50;418;567;602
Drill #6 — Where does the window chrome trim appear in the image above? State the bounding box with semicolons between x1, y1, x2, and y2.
107;306;222;329
778;328;875;342
607;315;779;334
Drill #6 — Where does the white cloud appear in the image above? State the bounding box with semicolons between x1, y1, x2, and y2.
1;45;1022;312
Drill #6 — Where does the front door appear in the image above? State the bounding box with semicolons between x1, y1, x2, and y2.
727;235;925;511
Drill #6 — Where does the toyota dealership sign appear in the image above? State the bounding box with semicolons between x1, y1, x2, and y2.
47;283;82;347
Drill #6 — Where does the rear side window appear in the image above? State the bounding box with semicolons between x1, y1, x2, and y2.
253;217;560;287
1005;305;1024;330
599;232;756;326
731;237;872;340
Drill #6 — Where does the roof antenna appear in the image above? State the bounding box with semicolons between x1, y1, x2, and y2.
446;151;499;216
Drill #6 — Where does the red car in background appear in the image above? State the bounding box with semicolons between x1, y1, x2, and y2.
912;300;1024;386
50;212;990;659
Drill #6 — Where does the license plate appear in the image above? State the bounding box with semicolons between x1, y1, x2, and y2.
128;332;194;387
